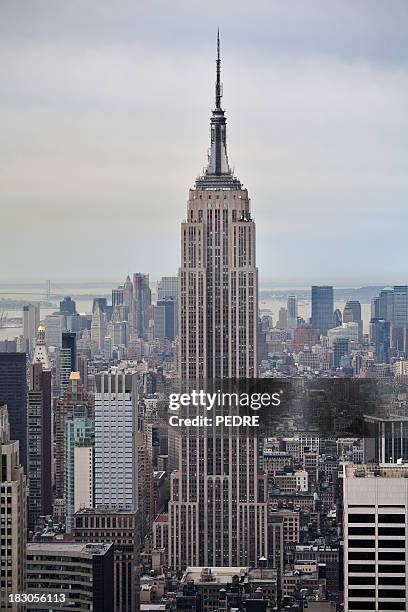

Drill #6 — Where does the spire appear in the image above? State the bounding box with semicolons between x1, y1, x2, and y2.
215;28;222;110
195;31;241;190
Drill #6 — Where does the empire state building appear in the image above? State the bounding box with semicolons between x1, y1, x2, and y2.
179;32;258;380
169;35;267;572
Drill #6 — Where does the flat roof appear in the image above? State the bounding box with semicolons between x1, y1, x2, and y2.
344;463;408;479
183;567;248;584
27;542;111;555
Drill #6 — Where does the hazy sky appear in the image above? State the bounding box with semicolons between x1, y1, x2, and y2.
1;0;407;285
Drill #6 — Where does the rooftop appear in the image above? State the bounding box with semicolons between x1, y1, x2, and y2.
27;542;112;556
182;567;248;584
74;507;138;516
344;463;408;479
153;513;168;524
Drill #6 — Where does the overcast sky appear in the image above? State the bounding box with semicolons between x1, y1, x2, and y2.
1;0;407;285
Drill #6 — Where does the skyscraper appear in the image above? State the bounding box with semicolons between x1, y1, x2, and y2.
91;301;107;353
157;276;178;337
154;298;176;341
22;303;40;353
60;296;77;316
157;276;178;301
343;300;363;342
112;286;124;307
27;360;52;528
65;415;94;531
371;287;394;322
179;32;257;379
332;337;349;368
123;275;133;308
73;508;140;612
392;285;408;353
58;331;77;395
26;542;114;611
287;295;298;330
32;324;50;370
371;286;408;354
277;307;288;330
0;406;26;609
0;353;27;470
369;318;390;364
54;372;93;503
169;34;267;571
311;285;334;336
44;312;64;348
131;273;151;338
343;464;408;612
343;300;361;323
62;332;77;371
94;371;139;509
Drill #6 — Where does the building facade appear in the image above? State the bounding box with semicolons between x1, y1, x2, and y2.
22;303;40;354
169;36;267;571
65;416;94;532
178;34;257;380
311;286;334;337
287;295;298;331
343;463;408;612
0;353;27;470
27;361;52;528
94;371;139;509
26;542;114;611
0;406;26;609
73;508;140;612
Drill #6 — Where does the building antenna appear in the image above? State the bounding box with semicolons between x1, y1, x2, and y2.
215;28;222;109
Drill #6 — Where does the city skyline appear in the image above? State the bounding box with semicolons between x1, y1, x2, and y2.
1;1;408;284
2;5;408;610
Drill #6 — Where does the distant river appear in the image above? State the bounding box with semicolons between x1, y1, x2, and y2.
259;298;372;334
0;286;373;341
0;285;109;341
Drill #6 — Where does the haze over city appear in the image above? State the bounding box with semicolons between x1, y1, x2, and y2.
1;0;408;284
3;4;408;611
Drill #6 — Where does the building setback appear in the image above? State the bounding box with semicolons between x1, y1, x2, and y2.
178;33;257;380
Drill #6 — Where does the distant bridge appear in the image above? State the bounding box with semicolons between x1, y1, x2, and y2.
0;280;52;299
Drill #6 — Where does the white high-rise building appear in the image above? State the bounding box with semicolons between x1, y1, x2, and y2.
343;463;408;612
22;303;40;353
44;313;64;349
94;371;139;509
